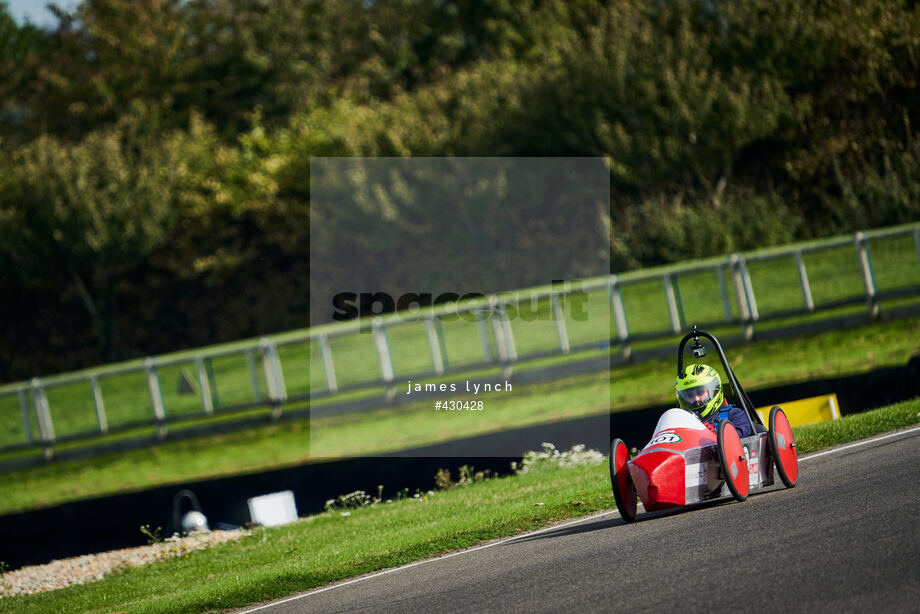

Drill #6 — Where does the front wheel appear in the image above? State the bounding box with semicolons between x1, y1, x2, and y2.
717;419;749;502
769;406;798;488
609;438;637;522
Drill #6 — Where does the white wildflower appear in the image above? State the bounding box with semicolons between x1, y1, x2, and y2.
513;442;605;475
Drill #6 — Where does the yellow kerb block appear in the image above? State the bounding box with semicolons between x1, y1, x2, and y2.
756;393;841;427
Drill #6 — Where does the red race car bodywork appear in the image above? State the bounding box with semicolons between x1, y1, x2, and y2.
627;408;772;511
609;327;798;522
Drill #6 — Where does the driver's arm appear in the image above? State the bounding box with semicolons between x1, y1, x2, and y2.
729;406;754;437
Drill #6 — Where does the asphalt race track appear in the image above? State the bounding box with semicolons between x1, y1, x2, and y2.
239;428;920;614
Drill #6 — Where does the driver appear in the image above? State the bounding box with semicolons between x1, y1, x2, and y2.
675;364;753;437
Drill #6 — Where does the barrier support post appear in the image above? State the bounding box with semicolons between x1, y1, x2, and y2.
552;292;571;354
31;378;55;460
90;375;108;433
319;334;338;392
855;231;879;319
795;250;815;312
373;320;396;402
18;388;33;445
145;358;167;439
609;275;631;360
730;254;754;341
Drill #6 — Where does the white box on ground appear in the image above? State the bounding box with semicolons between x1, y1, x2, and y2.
247;490;298;527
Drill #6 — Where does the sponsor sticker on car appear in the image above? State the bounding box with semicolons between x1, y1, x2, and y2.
744;445;760;487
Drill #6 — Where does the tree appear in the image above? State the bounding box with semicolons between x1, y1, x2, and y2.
0;2;50;146
0;113;190;359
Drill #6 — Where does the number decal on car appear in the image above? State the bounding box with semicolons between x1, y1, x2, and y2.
649;431;682;445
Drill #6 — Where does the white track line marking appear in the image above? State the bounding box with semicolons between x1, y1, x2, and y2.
238;424;920;613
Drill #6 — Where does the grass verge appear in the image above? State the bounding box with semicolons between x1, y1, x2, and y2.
793;397;920;453
1;317;918;515
1;397;918;613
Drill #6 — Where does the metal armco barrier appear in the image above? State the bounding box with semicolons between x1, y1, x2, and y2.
1;222;919;454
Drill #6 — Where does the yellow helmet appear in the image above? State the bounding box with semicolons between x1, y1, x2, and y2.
675;364;723;419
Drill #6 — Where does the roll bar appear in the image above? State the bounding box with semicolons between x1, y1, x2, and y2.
676;325;764;429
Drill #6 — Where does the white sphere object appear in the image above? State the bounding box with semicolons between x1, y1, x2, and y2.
181;510;209;533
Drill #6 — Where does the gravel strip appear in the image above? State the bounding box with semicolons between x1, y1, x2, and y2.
0;529;246;597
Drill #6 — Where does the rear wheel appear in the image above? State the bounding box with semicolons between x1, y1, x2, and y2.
609;438;637;522
769;406;798;488
717;419;749;502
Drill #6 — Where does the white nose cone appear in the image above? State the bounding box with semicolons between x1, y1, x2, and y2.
181;510;209;533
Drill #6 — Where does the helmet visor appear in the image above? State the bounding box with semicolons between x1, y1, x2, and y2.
677;380;719;413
